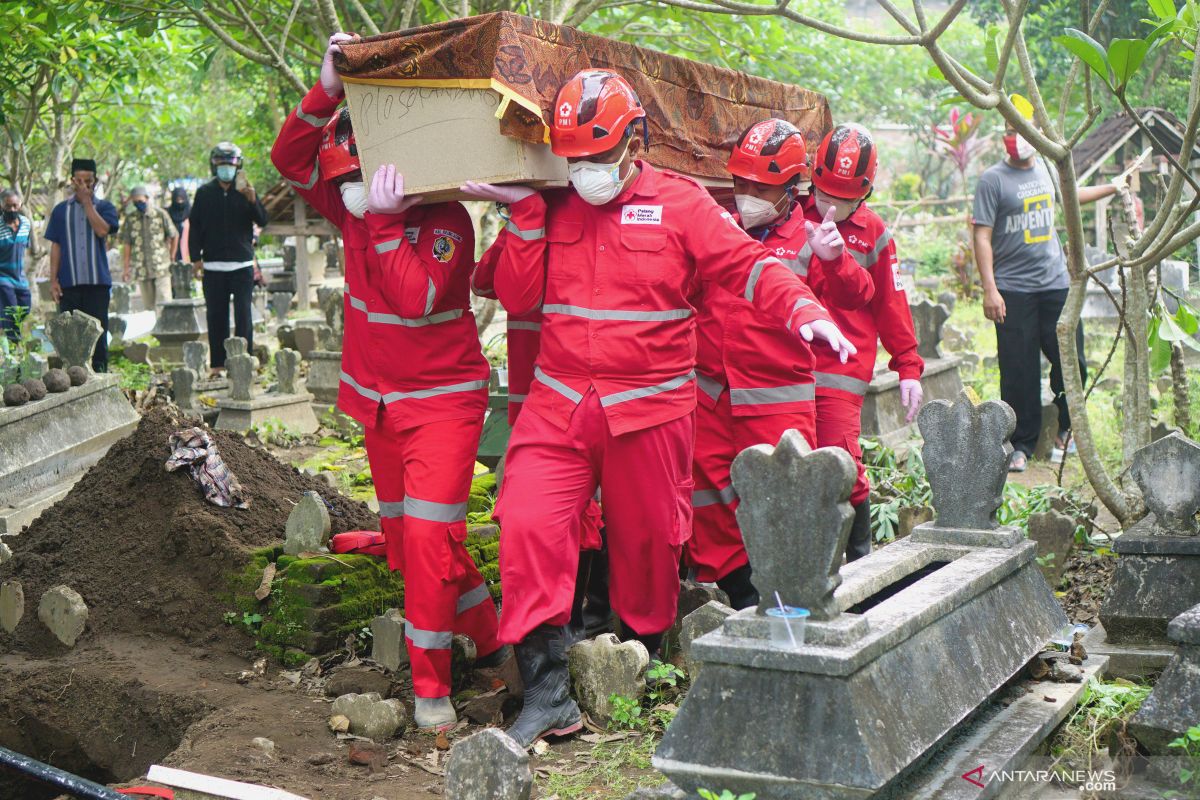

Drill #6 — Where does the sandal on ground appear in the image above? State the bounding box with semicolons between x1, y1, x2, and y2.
1008;450;1028;473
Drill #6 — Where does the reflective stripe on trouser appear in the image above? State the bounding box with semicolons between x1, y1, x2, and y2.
363;413;500;697
494;390;694;644
688;390;816;583
815;393;869;506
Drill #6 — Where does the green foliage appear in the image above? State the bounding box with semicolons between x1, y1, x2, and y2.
698;791;756;800
249;418;303;447
1168;725;1200;797
1149;299;1200;375
108;354;152;391
645;659;687;706
887;173;923;202
608;693;647;731
862;439;931;542
1050;678;1152;774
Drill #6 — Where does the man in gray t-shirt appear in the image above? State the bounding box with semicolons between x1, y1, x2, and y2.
972;116;1116;471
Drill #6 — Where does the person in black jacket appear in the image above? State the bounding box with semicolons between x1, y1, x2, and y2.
189;141;267;372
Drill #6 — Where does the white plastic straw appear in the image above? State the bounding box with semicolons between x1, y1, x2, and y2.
774;590;799;649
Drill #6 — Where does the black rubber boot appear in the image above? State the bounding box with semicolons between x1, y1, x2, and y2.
507;625;582;748
581;545;612;636
717;564;760;610
845;499;872;562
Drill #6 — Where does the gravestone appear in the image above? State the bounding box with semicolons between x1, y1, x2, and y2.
37;585;88;647
170;261;192;300
318;285;344;336
1128;603;1200;755
291;326;319;360
567;633;649;724
45;311;102;373
271;291;291;323
216;340;318;433
1027;510;1077;588
861;301;963;444
276;348;302;395
152;263;206;359
370;609;409;672
656;397;1068;799
171;367;198;413
1098;433;1200;649
909;390;1022;546
111;284;132;315
444;728;532;800
183;341;207;375
308;316;343;404
0;581;24;633
283;491;331;556
733;429;856;619
226;352;258;402
910;299;950;360
107;316;127;347
124;342;151;366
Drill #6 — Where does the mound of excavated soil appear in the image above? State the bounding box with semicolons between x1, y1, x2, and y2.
2;406;377;653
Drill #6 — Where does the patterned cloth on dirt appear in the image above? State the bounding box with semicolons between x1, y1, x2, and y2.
165;427;250;508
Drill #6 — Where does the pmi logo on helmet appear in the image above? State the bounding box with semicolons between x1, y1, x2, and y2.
742;121;773;155
558;101;572;121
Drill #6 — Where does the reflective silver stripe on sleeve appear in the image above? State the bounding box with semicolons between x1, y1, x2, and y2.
508;321;542;331
374;239;403;254
692;483;738;508
404;496;468;523
534;366;583;404
696;371;724;402
380;379;488;403
730;383;816;406
340;370;382;402
406;621;452;650
813;371;871;396
296;108;332;127
744;259;768;302
456;583;491;614
600;371;695;407
780;255;808;277
369;308;465;327
344;285;465;327
378;500;405;519
287;162;319;191
508;393;527;402
424;277;436;315
505;219;546;241
541;304;691;322
849;229;894;269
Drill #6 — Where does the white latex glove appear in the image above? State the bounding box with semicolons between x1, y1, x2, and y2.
900;378;924;423
798;318;857;364
321;32;358;100
804;204;845;262
459;181;537;205
367;164;423;216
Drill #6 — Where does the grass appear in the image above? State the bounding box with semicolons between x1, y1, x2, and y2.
1047;677;1152;776
538;733;661;799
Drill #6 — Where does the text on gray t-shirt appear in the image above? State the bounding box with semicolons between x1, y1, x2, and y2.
972;160;1068;293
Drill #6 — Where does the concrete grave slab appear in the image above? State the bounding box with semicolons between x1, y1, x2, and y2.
1129;603;1200;755
370;609;409;672
444;728;532;800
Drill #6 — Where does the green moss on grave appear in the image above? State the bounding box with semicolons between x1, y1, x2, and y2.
225;519;504;662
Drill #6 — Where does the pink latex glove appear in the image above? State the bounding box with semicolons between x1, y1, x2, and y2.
459;181;537;205
797;318;857;364
367;164;423;215
320;32;358;100
900;378;924;422
804;204;845;262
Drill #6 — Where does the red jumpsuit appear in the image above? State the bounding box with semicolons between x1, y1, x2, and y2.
802;198;924;505
472;241;603;551
271;83;501;699
490;162;834;644
688;208;874;582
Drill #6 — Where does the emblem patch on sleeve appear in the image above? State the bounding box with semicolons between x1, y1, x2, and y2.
432;235;456;263
433;227;463;242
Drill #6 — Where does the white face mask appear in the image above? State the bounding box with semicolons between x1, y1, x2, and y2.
1012;133;1036;160
340;181;368;219
813;190;858;223
568;145;629;206
735;193;787;230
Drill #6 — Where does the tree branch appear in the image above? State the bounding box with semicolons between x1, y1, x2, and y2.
348;0;382;35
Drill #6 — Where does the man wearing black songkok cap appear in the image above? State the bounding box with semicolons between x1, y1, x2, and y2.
43;157;120;371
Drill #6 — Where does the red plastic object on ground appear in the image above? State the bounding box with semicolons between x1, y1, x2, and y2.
330;530;386;557
117;789;175;799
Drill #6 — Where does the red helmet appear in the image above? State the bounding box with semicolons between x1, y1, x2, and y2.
812;124;877;200
318;108;361;183
550;69;646;158
727;119;809;185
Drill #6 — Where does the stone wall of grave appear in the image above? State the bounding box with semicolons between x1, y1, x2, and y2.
226;475;500;664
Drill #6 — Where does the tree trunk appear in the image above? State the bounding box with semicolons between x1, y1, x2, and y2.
1171;343;1192;433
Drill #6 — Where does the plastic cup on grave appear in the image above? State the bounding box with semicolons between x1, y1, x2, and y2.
766;606;810;650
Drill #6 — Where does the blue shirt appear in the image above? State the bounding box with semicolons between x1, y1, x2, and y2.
0;215;32;288
44;197;119;288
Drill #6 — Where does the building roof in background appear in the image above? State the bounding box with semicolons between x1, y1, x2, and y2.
1072;108;1200;183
